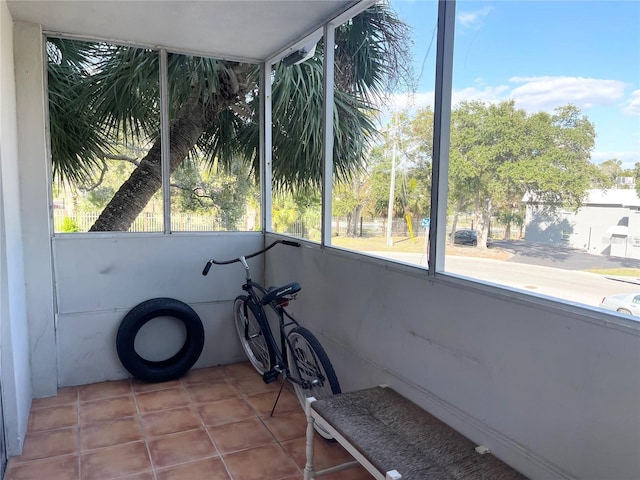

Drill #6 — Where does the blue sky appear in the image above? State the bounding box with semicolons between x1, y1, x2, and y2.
387;0;640;169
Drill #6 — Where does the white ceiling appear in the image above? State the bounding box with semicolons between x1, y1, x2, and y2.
7;0;362;62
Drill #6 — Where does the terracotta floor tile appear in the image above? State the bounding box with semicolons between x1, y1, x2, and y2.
5;453;78;480
230;375;283;396
81;416;143;450
208;418;275;453
282;435;353;471
182;366;227;384
222;443;299;480
261;410;307;442
117;472;154;480
185;381;239;404
79;379;132;403
16;426;78;462
140;406;202;437
16;363;346;480
156;457;231;480
31;387;78;410
79;395;137;424
147;428;216;469
80;441;151;480
196;397;256;426
222;362;258;381
244;388;301;416
135;387;190;414
28;404;78;432
132;378;182;394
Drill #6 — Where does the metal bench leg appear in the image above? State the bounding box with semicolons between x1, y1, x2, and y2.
386;470;402;479
304;397;317;480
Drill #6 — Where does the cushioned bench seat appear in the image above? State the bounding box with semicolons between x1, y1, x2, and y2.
304;386;527;480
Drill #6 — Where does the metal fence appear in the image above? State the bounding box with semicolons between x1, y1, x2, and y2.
53;211;253;233
55;211;517;239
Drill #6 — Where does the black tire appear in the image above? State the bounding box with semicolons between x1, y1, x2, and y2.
233;296;274;374
287;326;341;439
617;308;632;315
116;297;205;383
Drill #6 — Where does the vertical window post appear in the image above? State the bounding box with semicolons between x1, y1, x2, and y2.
429;0;456;273
322;23;336;247
261;62;273;233
159;49;171;234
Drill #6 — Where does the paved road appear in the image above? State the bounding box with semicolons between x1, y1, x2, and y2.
491;240;640;270
367;249;640;308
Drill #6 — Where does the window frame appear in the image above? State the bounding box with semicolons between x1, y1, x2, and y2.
44;33;264;237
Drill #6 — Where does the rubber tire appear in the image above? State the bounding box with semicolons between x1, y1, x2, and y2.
116;297;205;383
287;326;341;439
233;296;274;375
617;308;632;315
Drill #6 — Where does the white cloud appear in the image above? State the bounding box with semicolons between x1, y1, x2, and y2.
458;6;494;29
452;84;510;106
508;76;627;113
387;91;434;111
374;76;635;129
622;89;640;116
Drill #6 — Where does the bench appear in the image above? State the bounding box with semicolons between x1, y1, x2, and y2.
304;386;527;480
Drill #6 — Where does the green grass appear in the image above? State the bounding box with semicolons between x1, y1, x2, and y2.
332;235;426;253
330;235;514;260
585;268;640;277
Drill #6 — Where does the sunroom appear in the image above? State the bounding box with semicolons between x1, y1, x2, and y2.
1;0;638;479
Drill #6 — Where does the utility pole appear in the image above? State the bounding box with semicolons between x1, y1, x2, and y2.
386;116;398;246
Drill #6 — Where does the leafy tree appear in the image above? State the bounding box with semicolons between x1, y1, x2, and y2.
333;175;371;237
599;158;623;187
363;108;434;225
449;101;601;248
597;158;634;189
47;5;410;231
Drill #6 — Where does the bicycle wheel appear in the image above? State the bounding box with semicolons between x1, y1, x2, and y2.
233;296;273;374
287;326;341;439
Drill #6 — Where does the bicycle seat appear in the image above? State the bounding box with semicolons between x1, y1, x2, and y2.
261;282;301;305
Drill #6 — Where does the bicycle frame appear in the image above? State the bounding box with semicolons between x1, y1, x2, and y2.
241;275;305;386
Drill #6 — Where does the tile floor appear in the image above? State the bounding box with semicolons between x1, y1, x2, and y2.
5;362;373;480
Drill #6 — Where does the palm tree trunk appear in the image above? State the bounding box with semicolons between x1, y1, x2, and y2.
90;65;252;232
89;101;207;231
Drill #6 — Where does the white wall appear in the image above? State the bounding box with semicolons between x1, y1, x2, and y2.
0;0;33;455
13;21;57;398
265;235;640;480
53;234;263;386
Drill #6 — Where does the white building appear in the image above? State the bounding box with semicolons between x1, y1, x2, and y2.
525;188;640;259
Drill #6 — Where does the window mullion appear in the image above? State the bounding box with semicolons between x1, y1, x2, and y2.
429;0;456;273
322;23;336;247
261;62;273;233
159;49;171;234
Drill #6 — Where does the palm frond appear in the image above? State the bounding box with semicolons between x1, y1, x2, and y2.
88;44;161;143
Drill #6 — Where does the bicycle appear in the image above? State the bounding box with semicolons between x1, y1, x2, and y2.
202;239;341;438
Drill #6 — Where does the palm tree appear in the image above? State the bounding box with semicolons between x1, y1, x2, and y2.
47;4;410;232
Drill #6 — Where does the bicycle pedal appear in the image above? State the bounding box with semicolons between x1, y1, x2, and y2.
262;370;279;384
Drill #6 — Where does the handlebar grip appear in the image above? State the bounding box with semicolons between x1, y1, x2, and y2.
202;261;213;276
281;240;301;247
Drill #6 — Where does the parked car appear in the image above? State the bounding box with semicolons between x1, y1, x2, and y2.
453;229;478;246
599;292;640;316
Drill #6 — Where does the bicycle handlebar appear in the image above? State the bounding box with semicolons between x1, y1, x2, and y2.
202;240;300;275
